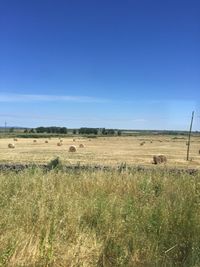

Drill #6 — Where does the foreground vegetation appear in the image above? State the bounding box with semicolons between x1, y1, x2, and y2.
0;168;200;266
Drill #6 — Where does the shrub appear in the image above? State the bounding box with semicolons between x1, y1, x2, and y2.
47;157;64;170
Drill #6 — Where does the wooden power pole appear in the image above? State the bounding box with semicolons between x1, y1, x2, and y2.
186;111;194;161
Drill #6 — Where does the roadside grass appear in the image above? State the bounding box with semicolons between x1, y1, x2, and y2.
0;168;200;266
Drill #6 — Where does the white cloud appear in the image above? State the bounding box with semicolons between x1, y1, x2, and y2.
0;93;108;103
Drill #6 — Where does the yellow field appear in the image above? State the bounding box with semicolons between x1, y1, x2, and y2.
0;135;200;168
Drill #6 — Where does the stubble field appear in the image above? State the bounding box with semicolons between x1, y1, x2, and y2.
0;135;200;168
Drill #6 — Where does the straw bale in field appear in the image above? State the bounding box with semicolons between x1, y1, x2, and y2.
153;155;167;164
33;140;37;143
79;143;85;148
45;140;48;143
140;141;145;146
57;142;62;146
73;139;76;142
69;145;77;152
8;143;15;149
13;138;18;141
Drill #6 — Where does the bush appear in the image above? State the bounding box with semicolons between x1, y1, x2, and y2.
47;157;64;170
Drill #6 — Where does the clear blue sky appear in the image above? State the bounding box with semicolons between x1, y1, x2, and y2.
0;0;199;130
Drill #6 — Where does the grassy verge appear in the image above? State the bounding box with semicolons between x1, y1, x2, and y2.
0;168;200;266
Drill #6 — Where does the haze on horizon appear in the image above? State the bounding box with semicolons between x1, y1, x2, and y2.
0;0;199;130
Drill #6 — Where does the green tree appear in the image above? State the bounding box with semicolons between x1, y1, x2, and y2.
9;127;14;133
117;130;122;136
29;128;35;133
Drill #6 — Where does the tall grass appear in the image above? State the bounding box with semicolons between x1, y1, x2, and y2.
0;168;200;266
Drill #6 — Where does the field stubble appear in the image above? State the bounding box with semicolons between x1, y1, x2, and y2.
0;136;200;168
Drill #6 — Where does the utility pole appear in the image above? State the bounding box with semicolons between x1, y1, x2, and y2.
186;111;194;161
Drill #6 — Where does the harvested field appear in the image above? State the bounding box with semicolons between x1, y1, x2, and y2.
0;135;200;168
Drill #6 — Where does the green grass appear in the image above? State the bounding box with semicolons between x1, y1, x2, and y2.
0;168;200;266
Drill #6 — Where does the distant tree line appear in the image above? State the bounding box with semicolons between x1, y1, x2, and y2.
23;127;122;136
36;127;68;134
78;128;98;135
79;127;121;136
24;127;67;134
101;128;121;135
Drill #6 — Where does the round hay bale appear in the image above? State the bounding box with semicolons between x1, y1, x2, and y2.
73;139;76;142
8;143;15;149
69;145;76;152
140;141;145;146
57;142;62;146
45;140;48;143
79;143;85;148
33;140;37;143
153;155;167;164
13;138;18;141
199;149;200;155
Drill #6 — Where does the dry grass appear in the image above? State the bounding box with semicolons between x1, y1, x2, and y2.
0;136;200;168
0;168;200;266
